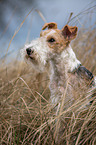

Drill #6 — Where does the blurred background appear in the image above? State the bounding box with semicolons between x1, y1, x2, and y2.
0;0;96;63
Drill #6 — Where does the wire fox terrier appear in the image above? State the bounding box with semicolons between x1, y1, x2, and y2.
21;22;96;108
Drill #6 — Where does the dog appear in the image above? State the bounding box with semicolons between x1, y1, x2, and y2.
21;22;96;109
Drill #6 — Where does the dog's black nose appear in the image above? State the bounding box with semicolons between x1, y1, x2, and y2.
26;48;32;55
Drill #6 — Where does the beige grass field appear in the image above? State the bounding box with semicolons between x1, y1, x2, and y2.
0;18;96;144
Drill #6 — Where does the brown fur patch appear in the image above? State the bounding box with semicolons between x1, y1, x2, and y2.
42;22;57;30
40;24;78;53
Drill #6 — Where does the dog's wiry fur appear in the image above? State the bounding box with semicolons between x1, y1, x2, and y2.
20;38;49;72
21;22;96;108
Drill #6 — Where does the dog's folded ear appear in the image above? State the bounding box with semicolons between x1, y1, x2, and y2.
61;25;78;41
42;22;57;30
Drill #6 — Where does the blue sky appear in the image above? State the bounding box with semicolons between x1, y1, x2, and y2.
0;0;96;62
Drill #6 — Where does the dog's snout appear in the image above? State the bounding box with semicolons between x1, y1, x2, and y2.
26;48;31;55
26;48;34;55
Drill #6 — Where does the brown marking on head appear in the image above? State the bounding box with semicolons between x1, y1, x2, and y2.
40;23;78;53
61;25;78;41
42;22;57;30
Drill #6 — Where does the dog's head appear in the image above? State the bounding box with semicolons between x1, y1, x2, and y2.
20;22;78;72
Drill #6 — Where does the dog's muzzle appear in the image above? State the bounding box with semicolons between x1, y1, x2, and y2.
26;48;35;60
26;48;34;55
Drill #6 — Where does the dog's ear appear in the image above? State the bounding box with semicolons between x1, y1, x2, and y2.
61;25;78;40
42;22;57;30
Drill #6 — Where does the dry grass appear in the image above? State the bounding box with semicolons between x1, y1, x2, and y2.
0;19;96;145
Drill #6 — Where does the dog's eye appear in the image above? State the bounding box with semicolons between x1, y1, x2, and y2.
48;38;55;43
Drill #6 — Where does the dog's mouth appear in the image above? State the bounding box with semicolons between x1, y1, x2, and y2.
29;55;35;60
25;55;35;61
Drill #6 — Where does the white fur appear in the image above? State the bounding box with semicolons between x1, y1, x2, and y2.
94;76;96;86
48;46;81;106
21;38;49;72
60;45;81;72
45;29;56;37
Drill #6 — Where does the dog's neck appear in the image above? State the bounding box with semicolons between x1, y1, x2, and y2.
61;45;81;72
50;45;81;80
49;45;81;104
